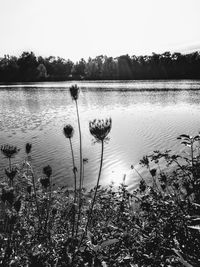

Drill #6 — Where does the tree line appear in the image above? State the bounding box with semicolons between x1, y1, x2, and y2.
0;50;200;82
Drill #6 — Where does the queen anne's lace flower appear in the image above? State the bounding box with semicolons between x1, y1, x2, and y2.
89;118;112;142
1;144;20;158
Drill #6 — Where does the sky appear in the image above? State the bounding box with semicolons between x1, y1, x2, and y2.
0;0;200;62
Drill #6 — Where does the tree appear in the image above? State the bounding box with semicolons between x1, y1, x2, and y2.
37;63;48;80
17;52;38;81
72;58;86;79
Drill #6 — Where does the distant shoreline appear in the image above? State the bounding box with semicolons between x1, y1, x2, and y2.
1;80;200;92
1;51;200;82
1;78;200;85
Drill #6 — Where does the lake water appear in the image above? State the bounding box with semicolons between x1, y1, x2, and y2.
1;80;200;190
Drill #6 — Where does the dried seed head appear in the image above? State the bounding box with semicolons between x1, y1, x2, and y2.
139;179;146;192
1;144;20;159
140;156;149;168
69;84;79;101
5;166;18;181
43;165;52;178
161;183;166;191
159;172;167;184
63;124;74;139
150;168;157;177
89;118;112;142
40;177;50;188
83;158;88;164
25;143;32;154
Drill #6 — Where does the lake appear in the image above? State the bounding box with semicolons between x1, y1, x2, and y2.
1;80;200;190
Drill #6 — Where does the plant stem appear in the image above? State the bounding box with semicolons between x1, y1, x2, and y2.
44;176;52;238
82;162;85;189
86;140;104;234
8;158;12;186
191;141;194;178
173;159;192;181
75;100;83;190
69;138;77;203
132;165;144;179
69;137;77;237
8;158;11;171
30;167;42;231
75;100;83;235
77;140;104;252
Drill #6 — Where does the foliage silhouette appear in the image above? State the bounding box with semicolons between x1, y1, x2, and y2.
1;51;200;82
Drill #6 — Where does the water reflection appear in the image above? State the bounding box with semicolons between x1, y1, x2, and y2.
1;80;200;190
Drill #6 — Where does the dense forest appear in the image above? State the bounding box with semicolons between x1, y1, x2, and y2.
0;51;200;82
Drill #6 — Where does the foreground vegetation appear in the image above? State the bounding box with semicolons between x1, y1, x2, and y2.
1;85;200;266
0;50;200;82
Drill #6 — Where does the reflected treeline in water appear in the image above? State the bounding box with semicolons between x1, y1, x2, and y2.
1;51;200;82
1;81;200;189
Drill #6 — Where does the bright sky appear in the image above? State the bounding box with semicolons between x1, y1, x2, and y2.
0;0;200;61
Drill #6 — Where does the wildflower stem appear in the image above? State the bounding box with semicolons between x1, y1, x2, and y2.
8;158;12;186
75;100;83;235
69;138;77;203
82;162;85;189
69;137;77;237
8;158;11;171
44;176;52;238
29;167;42;231
173;159;192;181
75;100;83;192
132;165;144;180
191;141;194;178
77;140;104;251
86;140;104;233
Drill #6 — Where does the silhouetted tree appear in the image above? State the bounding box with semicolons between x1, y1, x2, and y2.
72;58;86;79
0;55;19;82
0;50;200;82
117;55;133;79
101;56;118;79
17;52;38;81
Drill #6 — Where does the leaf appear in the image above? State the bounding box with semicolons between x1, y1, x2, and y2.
107;223;119;230
124;255;132;260
87;230;93;243
178;134;190;139
194;135;200;141
173;249;193;267
188;225;200;231
181;141;190;146
100;238;119;248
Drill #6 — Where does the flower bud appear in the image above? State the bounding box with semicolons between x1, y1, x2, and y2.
69;84;79;101
63;124;74;139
